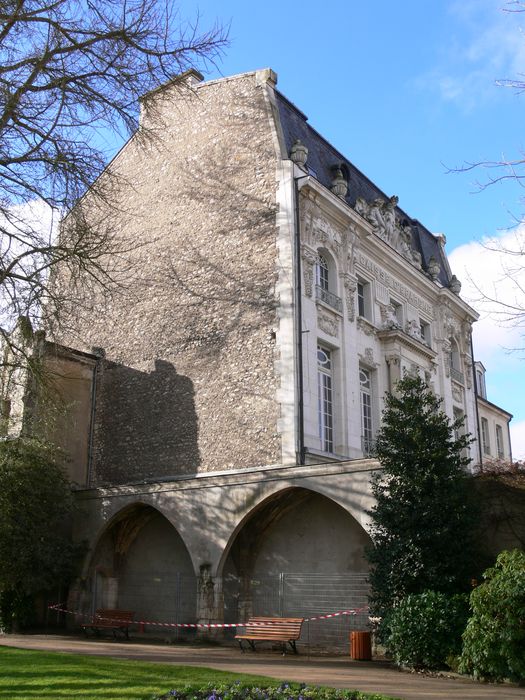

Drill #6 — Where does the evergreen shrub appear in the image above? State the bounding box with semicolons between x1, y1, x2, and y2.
384;590;469;669
459;549;525;682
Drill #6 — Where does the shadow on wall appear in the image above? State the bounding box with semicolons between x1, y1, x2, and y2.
93;358;200;485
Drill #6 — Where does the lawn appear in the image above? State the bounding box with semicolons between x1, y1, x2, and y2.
0;647;398;700
0;647;279;699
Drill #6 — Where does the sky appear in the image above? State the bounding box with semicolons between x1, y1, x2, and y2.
172;0;525;457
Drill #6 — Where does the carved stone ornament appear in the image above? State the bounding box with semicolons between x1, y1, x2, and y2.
318;310;339;338
357;317;377;336
462;321;472;348
301;246;317;297
354;194;422;268
449;274;462;295
452;384;463;403
342;274;357;322
441;338;451;378
406;318;422;341
299;195;316;244
427;256;441;281
359;348;377;367
290;139;308;167
331;168;348;198
463;354;473;389
385;353;401;367
380;302;402;331
311;216;342;258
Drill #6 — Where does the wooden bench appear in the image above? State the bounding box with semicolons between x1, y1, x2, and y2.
235;616;304;654
81;608;134;640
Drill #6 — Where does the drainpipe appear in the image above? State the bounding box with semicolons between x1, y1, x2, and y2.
470;333;482;470
293;173;308;466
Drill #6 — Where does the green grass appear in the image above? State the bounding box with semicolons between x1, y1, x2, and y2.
0;647;280;699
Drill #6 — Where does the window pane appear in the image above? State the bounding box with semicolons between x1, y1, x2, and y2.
318;345;333;452
316;254;329;291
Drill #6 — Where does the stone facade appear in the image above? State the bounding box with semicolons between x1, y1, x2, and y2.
60;70;284;484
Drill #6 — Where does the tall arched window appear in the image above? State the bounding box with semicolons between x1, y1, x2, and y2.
317;345;333;453
315;253;329;291
314;251;342;312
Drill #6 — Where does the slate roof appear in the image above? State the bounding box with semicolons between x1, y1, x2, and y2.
275;90;451;287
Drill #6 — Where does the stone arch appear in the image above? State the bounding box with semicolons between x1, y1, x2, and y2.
217;486;371;626
78;502;197;633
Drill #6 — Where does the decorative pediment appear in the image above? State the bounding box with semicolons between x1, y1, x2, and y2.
354;195;422;269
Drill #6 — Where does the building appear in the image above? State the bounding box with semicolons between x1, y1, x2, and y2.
0;68;513;648
475;361;513;465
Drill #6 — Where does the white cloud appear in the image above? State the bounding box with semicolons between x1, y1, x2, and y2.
449;227;525;460
449;225;525;361
510;419;525;459
417;2;525;109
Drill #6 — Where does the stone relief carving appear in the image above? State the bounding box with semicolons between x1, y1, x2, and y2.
299;195;316;243
379;302;402;330
385;354;400;367
310;216;343;258
357;253;432;317
360;347;376;366
441;338;451;377
462;321;472;348
406;318;422;341
463;354;473;389
318;310;339;338
301;246;317;297
439;304;462;341
355;195;422;268
357;317;377;336
342;274;357;322
452;384;463;403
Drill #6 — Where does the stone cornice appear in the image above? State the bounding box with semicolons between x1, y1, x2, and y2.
377;329;438;362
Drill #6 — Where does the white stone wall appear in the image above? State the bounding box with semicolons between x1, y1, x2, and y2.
296;178;479;463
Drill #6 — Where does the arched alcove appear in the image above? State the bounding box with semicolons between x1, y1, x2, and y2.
219;487;371;647
87;503;197;633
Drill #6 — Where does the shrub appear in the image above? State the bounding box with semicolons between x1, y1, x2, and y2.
384;590;469;669
459;549;525;682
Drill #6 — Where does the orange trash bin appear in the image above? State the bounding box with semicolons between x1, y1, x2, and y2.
350;630;372;660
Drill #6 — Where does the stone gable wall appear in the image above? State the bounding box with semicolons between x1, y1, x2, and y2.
59;74;282;484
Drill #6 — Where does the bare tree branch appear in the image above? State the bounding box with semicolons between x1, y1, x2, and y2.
0;0;228;387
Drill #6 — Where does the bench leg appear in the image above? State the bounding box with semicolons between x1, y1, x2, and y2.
237;640;245;653
289;640;298;654
248;640;256;652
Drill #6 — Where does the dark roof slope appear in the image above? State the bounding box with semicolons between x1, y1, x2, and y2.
275;91;450;286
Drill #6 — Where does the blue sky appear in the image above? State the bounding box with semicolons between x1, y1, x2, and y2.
175;0;525;456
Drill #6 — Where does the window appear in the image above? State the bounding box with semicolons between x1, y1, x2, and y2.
420;320;431;346
360;367;373;455
315;254;329;291
390;299;403;327
357;279;371;320
496;424;505;459
481;417;490;455
315;252;342;312
449;339;463;383
476;369;487;399
317;345;334;452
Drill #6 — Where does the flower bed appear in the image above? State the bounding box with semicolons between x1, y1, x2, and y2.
152;681;399;700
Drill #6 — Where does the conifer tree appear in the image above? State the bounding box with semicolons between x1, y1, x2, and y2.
367;374;478;617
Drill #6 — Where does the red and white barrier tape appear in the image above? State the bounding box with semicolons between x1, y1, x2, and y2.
48;603;368;629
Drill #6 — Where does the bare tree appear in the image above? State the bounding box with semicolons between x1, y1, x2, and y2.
0;0;227;370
